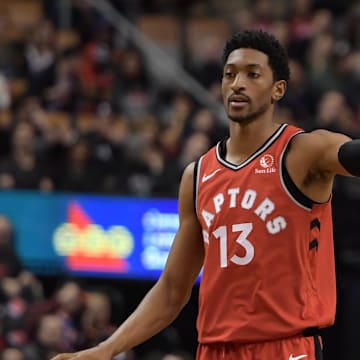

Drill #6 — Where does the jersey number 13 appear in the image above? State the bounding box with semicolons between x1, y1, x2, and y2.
204;223;255;267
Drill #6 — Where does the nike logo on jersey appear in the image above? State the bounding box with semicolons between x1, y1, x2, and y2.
202;169;221;183
289;354;308;360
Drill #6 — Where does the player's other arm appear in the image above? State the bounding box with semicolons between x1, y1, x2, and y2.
102;162;204;354
51;162;204;360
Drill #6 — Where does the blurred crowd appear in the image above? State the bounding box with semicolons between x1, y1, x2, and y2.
0;0;359;197
0;214;195;360
0;0;359;359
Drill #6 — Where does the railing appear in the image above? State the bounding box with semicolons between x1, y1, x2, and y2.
83;0;226;122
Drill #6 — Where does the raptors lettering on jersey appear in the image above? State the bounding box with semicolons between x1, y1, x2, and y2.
200;187;287;235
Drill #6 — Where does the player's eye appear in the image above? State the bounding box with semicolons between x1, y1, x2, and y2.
248;72;260;79
224;71;235;78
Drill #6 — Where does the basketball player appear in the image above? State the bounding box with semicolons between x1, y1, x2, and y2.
51;30;360;360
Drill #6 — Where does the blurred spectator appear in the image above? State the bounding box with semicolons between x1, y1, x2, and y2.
81;104;130;193
0;122;54;191
23;314;68;359
59;137;100;193
187;36;222;88
154;132;211;196
306;32;338;100
0;216;22;278
335;50;360;114
313;90;360;136
124;141;166;196
116;112;165;195
25;20;57;97
79;21;114;110
44;49;82;112
251;0;276;31
111;47;153;119
71;0;104;44
230;6;255;33
280;58;313;126
26;280;86;353
0;216;43;350
0;348;25;360
289;0;314;41
80;291;116;347
55;280;86;322
0;215;43;301
183;108;226;146
1;296;29;349
311;8;333;36
159;92;194;160
15;97;74;147
0;12;25;78
270;20;291;47
344;2;360;48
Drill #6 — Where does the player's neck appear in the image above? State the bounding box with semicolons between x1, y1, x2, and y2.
226;116;280;165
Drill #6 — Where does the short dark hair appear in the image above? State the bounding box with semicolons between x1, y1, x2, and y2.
222;29;290;82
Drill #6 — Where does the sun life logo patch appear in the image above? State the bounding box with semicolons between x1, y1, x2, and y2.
260;154;274;168
255;154;276;174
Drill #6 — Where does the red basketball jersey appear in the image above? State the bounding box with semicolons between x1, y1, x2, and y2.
195;123;336;344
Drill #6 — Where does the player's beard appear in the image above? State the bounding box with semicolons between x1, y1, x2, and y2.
228;102;270;125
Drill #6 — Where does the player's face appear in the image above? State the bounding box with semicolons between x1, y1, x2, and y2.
221;48;284;124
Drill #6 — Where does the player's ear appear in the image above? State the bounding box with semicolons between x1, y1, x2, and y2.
271;80;286;102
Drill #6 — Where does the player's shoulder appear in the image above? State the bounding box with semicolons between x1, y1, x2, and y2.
290;128;350;151
180;140;223;186
177;161;198;215
182;161;196;180
179;161;197;195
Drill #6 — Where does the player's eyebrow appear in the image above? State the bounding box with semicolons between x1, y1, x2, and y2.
246;63;263;69
225;63;264;69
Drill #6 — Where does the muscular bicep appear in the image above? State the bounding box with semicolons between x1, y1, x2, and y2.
293;130;353;177
160;162;204;301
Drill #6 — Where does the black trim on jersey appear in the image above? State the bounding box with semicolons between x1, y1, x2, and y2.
281;160;314;209
314;335;324;360
310;218;321;230
219;138;227;159
281;133;328;211
302;329;323;359
281;142;318;210
309;239;319;251
309;219;320;250
216;123;288;170
193;158;200;214
303;327;320;336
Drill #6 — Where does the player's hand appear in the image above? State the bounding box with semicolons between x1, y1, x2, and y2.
50;344;113;360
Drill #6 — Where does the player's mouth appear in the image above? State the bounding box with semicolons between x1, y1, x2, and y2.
228;94;250;108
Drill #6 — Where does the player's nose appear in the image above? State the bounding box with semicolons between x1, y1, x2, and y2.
230;73;246;92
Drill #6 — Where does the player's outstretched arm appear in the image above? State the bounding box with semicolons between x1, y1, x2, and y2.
51;162;204;360
311;130;360;177
294;130;352;176
284;129;359;203
291;129;360;177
